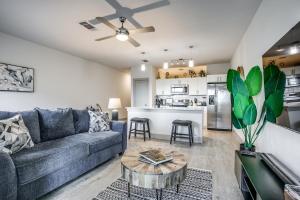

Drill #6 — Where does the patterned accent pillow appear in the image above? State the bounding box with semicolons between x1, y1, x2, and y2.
88;110;110;133
0;114;34;154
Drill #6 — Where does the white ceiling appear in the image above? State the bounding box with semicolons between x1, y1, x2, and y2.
0;0;262;69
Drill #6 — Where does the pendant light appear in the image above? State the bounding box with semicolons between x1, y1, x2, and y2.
163;62;169;69
290;46;298;54
188;45;194;67
140;52;147;71
141;60;148;71
163;49;169;69
289;27;299;55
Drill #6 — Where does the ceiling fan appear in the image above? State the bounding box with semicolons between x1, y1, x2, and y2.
95;16;155;47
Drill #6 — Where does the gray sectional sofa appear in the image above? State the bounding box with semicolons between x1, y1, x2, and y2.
0;108;127;200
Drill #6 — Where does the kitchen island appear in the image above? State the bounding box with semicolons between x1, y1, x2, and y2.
126;107;204;143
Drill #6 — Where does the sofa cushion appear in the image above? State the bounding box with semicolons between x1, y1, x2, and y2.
0;110;41;143
72;109;89;134
0;114;34;154
11;137;89;185
36;108;75;142
67;131;122;154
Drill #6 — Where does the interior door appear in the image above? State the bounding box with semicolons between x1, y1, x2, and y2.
216;83;231;130
207;84;217;129
134;79;149;107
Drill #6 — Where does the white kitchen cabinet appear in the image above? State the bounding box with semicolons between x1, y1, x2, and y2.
189;77;207;95
198;77;207;95
156;79;164;95
207;74;227;83
156;79;173;95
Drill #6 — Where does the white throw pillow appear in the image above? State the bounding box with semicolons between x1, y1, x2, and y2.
0;114;34;154
88;110;110;133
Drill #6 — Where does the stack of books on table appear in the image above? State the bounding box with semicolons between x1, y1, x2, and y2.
139;149;173;166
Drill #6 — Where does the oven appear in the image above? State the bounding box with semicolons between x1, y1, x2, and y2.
170;84;189;95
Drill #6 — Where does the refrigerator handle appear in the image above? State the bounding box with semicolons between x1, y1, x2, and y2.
209;95;215;105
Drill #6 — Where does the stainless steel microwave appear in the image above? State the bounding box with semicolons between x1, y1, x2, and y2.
171;84;189;95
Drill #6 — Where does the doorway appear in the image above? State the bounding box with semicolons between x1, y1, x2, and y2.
133;79;149;107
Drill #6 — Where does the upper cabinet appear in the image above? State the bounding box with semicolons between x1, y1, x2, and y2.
189;77;207;95
207;74;227;83
156;79;174;95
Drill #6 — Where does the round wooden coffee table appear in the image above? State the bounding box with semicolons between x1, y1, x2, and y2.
121;148;187;200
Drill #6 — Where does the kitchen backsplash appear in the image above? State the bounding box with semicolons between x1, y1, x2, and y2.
157;95;207;106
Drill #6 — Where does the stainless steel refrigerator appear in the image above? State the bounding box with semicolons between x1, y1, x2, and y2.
207;83;232;130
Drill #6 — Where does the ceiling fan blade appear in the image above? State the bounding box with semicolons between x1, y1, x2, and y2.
129;26;155;34
128;37;140;47
95;17;118;30
126;16;143;28
95;35;115;41
89;13;118;25
132;0;170;13
105;0;123;10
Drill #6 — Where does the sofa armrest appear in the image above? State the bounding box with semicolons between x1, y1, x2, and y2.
0;152;17;200
110;121;127;153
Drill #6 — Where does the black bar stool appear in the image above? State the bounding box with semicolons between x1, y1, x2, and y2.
129;118;151;141
170;120;193;146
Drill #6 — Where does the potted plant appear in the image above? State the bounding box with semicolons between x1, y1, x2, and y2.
227;64;285;152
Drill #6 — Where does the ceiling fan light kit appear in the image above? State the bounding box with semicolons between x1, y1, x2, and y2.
116;30;129;41
93;16;155;47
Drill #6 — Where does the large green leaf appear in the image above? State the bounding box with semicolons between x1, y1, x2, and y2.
264;64;280;83
243;103;257;125
245;66;262;96
264;71;286;98
266;107;276;123
232;75;249;98
232;111;246;129
234;93;250;119
265;91;284;117
227;69;239;93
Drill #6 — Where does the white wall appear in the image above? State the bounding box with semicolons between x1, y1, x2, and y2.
206;62;230;75
231;0;300;176
0;32;131;118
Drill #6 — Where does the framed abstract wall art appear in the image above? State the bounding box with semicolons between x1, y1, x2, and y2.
0;62;34;92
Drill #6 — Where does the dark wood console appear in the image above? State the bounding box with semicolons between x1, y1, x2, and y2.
234;151;285;200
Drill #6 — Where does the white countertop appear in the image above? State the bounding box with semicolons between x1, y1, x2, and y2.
126;106;206;111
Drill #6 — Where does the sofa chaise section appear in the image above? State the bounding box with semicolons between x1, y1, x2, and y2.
0;152;17;200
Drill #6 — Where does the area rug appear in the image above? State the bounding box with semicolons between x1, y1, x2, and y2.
93;168;213;200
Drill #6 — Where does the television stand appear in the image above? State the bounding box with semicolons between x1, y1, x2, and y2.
234;151;285;200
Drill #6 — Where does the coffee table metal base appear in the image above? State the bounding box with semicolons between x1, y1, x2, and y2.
127;182;180;200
